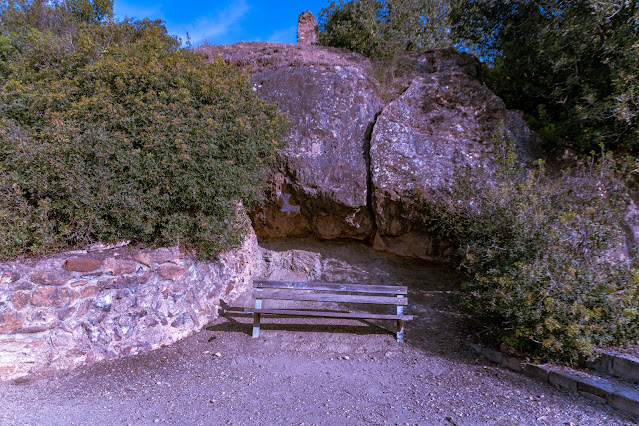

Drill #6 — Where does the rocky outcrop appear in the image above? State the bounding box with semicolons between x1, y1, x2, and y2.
368;50;542;260
203;43;382;241
252;63;381;240
0;230;259;381
297;11;318;45
200;44;542;260
370;50;509;260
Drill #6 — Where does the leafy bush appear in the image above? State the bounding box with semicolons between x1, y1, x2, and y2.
450;0;639;154
424;126;639;362
318;0;452;59
0;2;288;260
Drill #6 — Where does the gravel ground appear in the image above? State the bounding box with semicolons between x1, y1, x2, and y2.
0;242;636;425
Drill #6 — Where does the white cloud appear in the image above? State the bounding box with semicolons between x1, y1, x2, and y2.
173;0;250;45
267;25;297;44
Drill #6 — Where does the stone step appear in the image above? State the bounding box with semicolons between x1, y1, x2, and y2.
588;352;639;384
466;342;639;418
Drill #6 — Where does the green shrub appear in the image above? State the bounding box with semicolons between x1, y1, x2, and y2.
424;126;639;362
318;0;452;59
450;0;639;154
0;2;288;260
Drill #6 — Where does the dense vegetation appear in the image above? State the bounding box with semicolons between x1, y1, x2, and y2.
450;0;639;154
0;0;287;260
317;0;452;59
424;128;638;361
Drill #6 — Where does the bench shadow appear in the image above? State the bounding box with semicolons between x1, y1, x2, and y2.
209;303;395;338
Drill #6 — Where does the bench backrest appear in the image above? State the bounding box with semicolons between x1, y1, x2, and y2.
253;280;408;306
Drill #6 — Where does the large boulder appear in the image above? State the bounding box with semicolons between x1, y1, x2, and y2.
200;44;542;260
369;50;541;260
201;43;382;241
370;51;500;260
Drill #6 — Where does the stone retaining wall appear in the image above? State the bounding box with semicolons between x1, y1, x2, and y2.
0;231;259;381
466;341;639;416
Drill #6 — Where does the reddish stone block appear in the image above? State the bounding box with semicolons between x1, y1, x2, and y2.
76;300;92;317
0;311;24;333
63;257;102;272
80;285;99;298
11;292;30;311
159;265;188;281
103;258;138;275
31;287;79;308
10;281;32;291
134;248;177;267
58;306;76;321
0;269;20;284
16;320;58;334
31;271;71;286
26;308;58;326
139;272;154;284
112;276;138;288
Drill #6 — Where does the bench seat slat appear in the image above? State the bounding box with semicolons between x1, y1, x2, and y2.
252;308;414;321
253;290;408;305
254;280;407;295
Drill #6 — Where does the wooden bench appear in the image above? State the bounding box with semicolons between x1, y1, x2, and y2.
251;280;414;342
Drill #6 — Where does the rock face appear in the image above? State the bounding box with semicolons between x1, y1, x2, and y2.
200;44;541;260
370;50;508;260
0;230;259;381
297;11;318;45
251;63;381;240
204;43;382;241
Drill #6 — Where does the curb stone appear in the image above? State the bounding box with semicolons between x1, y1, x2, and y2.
466;341;639;418
588;353;639;384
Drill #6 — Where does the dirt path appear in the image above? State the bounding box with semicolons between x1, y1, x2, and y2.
0;241;636;425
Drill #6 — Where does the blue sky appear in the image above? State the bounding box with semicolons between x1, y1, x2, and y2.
113;1;333;47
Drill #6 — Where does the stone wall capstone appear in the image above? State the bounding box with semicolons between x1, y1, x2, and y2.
0;229;259;381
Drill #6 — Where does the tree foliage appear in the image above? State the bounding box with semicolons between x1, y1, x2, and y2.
0;1;288;260
424;126;639;361
450;0;639;154
318;0;452;59
67;0;113;23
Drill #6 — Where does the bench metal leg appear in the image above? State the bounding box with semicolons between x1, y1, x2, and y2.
396;297;404;343
396;320;404;343
252;313;261;338
252;293;262;338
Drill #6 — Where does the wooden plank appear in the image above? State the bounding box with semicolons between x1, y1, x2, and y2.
252;290;408;305
251;308;413;321
253;280;407;295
